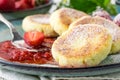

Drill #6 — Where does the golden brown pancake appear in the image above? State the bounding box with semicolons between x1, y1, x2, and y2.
50;8;88;35
70;16;120;54
52;24;112;68
22;14;58;37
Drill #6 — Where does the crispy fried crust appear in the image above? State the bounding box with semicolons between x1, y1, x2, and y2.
50;8;88;35
22;14;58;37
52;24;112;68
70;16;120;54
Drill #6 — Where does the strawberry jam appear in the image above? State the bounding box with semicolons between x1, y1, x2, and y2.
0;38;55;64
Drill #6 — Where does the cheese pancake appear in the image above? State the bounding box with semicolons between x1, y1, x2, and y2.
22;14;58;37
50;8;88;35
70;16;120;54
52;24;112;68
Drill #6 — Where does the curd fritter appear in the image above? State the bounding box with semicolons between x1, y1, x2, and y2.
52;24;112;68
70;16;120;53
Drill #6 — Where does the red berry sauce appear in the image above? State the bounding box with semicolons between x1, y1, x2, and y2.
0;38;55;64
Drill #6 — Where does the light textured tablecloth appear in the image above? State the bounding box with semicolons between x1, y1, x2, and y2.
1;68;120;80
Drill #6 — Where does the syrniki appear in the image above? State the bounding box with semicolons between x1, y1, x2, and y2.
52;24;112;68
70;16;120;54
22;14;58;37
50;8;88;35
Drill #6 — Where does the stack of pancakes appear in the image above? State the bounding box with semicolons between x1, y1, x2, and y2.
22;8;120;68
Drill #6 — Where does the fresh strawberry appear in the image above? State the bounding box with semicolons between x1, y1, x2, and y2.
24;31;45;47
31;0;36;7
15;0;28;10
15;0;34;10
0;0;15;12
26;0;35;7
45;0;49;3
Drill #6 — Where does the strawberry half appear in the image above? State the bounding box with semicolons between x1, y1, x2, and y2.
24;30;45;47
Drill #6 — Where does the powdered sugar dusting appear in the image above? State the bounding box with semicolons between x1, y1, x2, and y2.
32;15;49;24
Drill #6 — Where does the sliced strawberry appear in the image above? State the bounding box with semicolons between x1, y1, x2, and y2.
24;31;45;47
